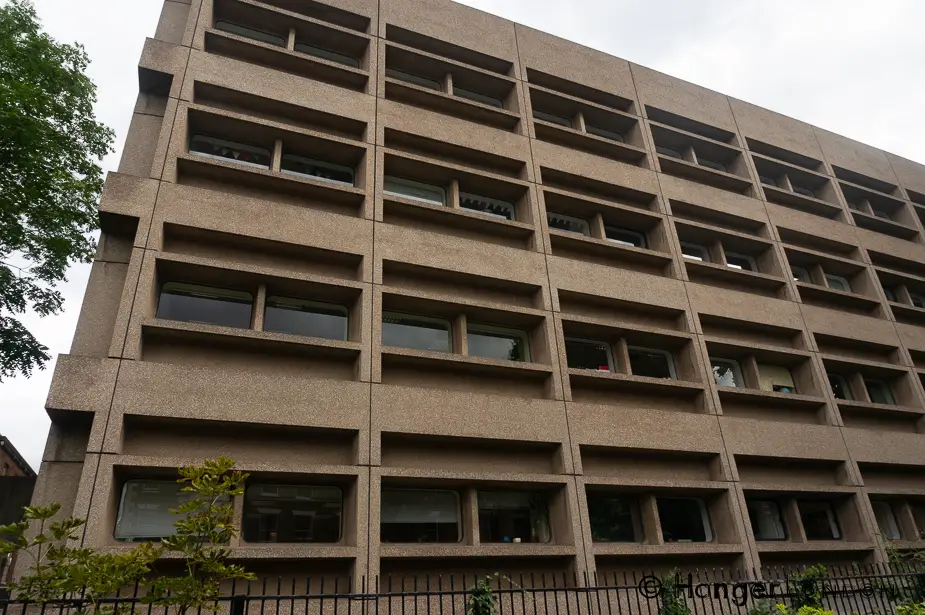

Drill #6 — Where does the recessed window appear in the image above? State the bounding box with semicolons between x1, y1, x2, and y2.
656;145;683;159
384;176;446;205
680;242;710;262
385;68;441;90
799;501;841;540
264;297;348;341
214;21;285;47
627;346;676;379
657;497;712;543
712;358;744;388
759;175;778;187
912;503;925;539
847;200;864;212
382;312;451;353
746;500;787;541
883;287;898;303
758;363;796;394
478;491;550;543
454;86;503;108
547;212;590;236
825;274;851;293
189;135;271;169
281;155;355;186
381;489;460;543
586;124;624;142
604;227;647;249
294;42;360;68
910;293;925;309
115;480;211;542
871;207;893;220
243;484;342;543
864;379;895;405
467;325;530;362
792;186;816;198
698;158;727;173
827;373;852;401
156;282;253;329
564;338;614;372
791;266;811;283
533;110;572;128
587;494;637;542
725;252;757;272
459;193;515;221
871;501;901;541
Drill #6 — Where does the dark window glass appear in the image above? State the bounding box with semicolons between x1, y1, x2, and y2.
547;212;590;235
828;373;853;400
628;347;675;379
726;253;757;272
825;274;851;293
698;158;727;173
459;193;515;220
793;186;816;198
657;498;711;542
454;86;503;108
478;491;550;543
912;503;925;539
871;207;893;220
467;327;529;362
746;500;787;540
281;155;355;186
243;485;342;543
848;200;864;212
864;379;895;405
587;494;636;542
385;68;441;90
215;21;285;46
760;176;778;187
189;135;271;169
605;227;646;248
383;176;446;205
381;489;459;543
264;297;348;340
680;243;709;262
534;110;572;127
871;501;901;541
799;501;841;540
656;146;683;159
382;313;451;352
115;481;227;542
564;338;613;371
883;287;898;302
910;293;925;309
586;125;624;142
293;42;359;67
792;266;811;283
157;283;253;329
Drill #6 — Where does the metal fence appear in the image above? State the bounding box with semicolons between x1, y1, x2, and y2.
1;563;924;615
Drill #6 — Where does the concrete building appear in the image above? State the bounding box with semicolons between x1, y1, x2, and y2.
0;435;36;587
32;0;925;586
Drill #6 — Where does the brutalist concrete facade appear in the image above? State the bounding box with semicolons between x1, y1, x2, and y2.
32;0;925;586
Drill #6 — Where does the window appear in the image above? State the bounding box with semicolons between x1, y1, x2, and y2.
827;373;853;401
680;242;710;262
586;124;624;142
627;346;676;379
293;42;359;68
281;155;355;186
792;266;811;283
712;358;744;388
825;274;851;293
459;193;515;221
115;480;216;541
604;227;647;249
384;176;446;205
793;186;816;198
759;175;778;187
382;313;451;352
454;86;503;108
871;207;893;220
725;252;757;272
657;497;712;542
546;212;590;236
264;297;348;340
214;21;285;46
656;145;683;159
478;491;550;543
912;503;925;539
385;68;441;90
564;338;614;372
910;293;925;309
587;494;637;542
758;363;796;394
189;135;271;169
156;283;253;329
864;379;895;405
698;158;727;173
799;501;841;540
871;501;901;541
747;500;787;541
883;287;898;302
847;200;864;212
243;484;342;543
467;325;530;362
381;489;460;543
533;110;572;127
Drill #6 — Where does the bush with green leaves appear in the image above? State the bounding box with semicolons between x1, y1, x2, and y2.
788;565;828;611
896;601;925;615
773;605;834;615
659;570;691;615
466;576;497;615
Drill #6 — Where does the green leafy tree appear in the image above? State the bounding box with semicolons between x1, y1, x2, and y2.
0;0;114;380
658;570;691;615
788;565;828;611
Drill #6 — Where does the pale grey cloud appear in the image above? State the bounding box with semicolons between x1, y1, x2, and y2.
1;0;923;472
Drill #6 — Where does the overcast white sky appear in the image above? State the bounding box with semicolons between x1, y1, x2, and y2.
2;0;924;473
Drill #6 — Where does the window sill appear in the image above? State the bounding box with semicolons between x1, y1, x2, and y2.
761;184;843;219
591;542;743;558
384;78;520;130
836;399;924;417
795;282;883;315
684;259;787;295
547;229;673;274
533;120;647;165
567;368;705;398
755;540;874;554
382;193;535;241
657;155;752;194
230;545;358;559
379;544;576;559
890;301;925;325
851;210;920;240
716;386;827;410
204;29;370;91
176;154;366;209
381;346;554;380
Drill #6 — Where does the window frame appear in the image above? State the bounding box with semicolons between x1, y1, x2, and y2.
563;337;615;372
711;357;745;388
656;145;683;159
459;192;516;221
824;274;852;293
242;483;344;544
114;479;214;542
680;242;710;262
827;373;853;401
453;86;504;108
385;68;442;90
656;497;714;543
280;154;356;186
798;500;842;540
214;21;286;47
585;124;625;143
546;211;591;236
697;157;727;173
626;345;677;380
863;378;895;405
757;363;797;394
293;42;360;68
791;266;812;283
586;493;640;543
724;252;758;272
381;312;453;353
759;175;778;187
466;324;531;362
533;110;572;128
604;226;647;249
189;134;272;169
383;176;447;206
476;490;551;544
746;499;788;541
871;500;902;541
263;297;349;341
912;502;925;539
156;282;254;329
380;488;462;544
792;186;816;198
883;287;898;303
909;292;925;309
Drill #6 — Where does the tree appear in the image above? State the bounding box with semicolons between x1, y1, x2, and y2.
0;0;114;380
